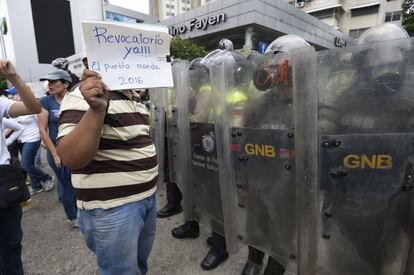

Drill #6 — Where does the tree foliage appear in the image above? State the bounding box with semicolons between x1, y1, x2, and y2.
402;0;414;36
0;77;7;90
170;36;207;61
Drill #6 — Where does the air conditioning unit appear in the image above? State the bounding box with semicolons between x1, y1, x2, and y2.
296;2;304;8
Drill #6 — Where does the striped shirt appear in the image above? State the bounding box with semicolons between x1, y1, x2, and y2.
57;88;158;210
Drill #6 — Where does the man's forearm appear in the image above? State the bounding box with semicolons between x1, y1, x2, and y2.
57;109;106;169
9;74;41;113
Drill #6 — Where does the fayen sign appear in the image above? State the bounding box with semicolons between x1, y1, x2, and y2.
169;13;227;36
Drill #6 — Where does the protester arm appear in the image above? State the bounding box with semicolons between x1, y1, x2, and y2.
3;118;23;146
57;71;108;169
38;108;61;168
0;60;41;116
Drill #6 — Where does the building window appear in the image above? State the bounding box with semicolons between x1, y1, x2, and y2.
349;28;369;39
166;12;175;16
385;11;402;22
351;5;379;17
166;4;174;9
31;0;75;64
309;8;340;20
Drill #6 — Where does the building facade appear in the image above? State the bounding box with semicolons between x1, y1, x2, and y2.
164;0;354;52
287;0;404;38
151;0;199;20
1;0;380;83
0;0;156;82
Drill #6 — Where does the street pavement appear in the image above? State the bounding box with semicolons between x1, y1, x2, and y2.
21;174;249;274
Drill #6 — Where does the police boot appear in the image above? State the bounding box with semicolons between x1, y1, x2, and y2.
171;220;199;239
206;236;213;246
157;182;183;218
263;256;285;275
241;246;265;275
157;203;182;218
200;232;229;270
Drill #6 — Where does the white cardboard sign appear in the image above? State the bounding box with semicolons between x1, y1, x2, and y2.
82;21;173;90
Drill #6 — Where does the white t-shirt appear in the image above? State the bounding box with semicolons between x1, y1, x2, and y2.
0;97;13;165
11;115;40;143
3;118;22;146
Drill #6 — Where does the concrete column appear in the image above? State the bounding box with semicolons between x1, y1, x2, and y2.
244;26;254;51
377;0;387;24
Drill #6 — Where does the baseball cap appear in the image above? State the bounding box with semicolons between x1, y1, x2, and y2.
39;69;72;83
4;87;17;95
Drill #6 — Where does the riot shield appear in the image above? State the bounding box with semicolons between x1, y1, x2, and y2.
210;49;316;270
168;60;194;220
187;59;224;234
312;38;414;275
149;88;166;186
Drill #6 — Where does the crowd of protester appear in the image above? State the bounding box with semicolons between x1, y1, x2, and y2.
0;55;158;275
0;57;89;274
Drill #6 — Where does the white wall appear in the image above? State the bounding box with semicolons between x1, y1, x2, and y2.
1;0;156;82
70;0;104;58
0;0;103;82
2;0;52;82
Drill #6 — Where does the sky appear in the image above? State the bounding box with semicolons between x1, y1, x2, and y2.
108;0;150;14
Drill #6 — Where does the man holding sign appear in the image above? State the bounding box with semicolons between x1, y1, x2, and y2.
56;21;172;274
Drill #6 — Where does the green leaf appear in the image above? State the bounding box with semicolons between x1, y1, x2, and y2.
170;36;207;61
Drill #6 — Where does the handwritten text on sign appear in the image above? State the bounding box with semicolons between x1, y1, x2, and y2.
82;21;173;90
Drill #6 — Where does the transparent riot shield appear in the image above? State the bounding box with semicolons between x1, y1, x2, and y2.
168;60;194;220
187;61;224;234
211;49;317;271
312;38;414;275
149;88;166;186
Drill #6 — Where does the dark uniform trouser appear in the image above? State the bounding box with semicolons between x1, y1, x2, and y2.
248;246;285;275
211;231;226;251
164;137;182;206
0;203;23;275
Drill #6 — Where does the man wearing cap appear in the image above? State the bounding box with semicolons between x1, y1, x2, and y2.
38;69;78;227
56;70;158;274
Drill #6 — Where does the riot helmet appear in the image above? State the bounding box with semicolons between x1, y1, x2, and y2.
218;38;234;51
189;58;209;91
357;24;410;94
358;23;409;45
264;34;310;55
255;35;310;91
52;57;69;70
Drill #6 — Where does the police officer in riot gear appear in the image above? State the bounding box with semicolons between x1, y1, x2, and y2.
240;35;310;275
157;60;184;219
219;38;234;51
156;125;183;218
171;57;229;271
320;23;411;135
316;23;413;275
